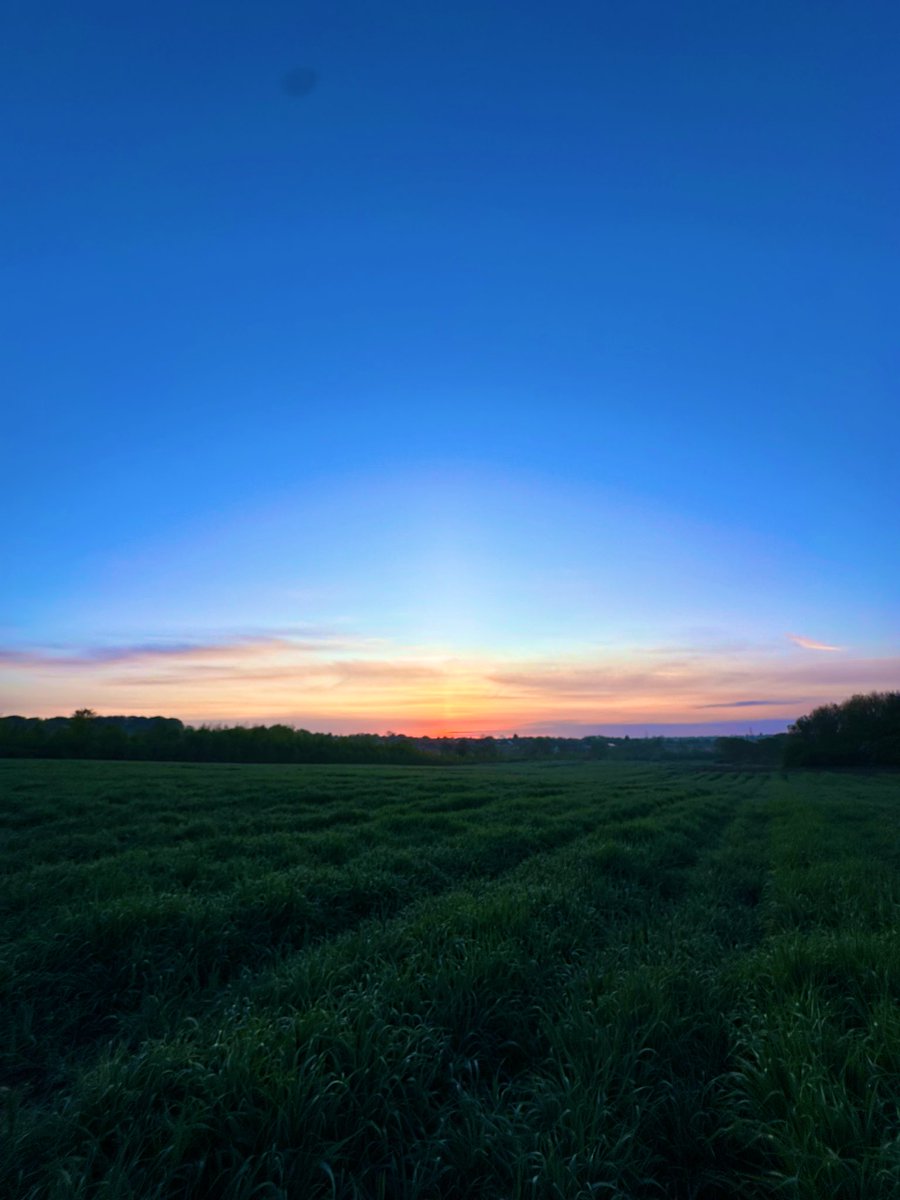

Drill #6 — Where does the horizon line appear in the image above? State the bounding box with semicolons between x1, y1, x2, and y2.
2;711;793;739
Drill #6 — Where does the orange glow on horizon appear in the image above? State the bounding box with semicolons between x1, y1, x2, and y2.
2;633;897;734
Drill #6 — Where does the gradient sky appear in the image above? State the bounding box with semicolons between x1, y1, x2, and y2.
3;1;898;734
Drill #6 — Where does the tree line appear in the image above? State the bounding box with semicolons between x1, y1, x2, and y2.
0;712;715;765
714;691;899;767
0;693;896;766
782;691;900;766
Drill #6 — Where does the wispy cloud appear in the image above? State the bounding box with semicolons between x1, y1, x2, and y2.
114;659;444;690
2;630;896;734
488;668;659;698
0;634;356;670
0;649;40;666
518;718;795;737
788;633;844;652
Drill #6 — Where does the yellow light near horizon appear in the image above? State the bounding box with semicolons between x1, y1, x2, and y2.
4;626;891;735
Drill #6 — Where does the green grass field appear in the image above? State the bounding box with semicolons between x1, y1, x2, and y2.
1;760;898;1199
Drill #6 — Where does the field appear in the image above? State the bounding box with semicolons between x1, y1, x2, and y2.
1;760;899;1199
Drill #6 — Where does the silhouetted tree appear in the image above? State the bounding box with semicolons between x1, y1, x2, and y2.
784;692;900;766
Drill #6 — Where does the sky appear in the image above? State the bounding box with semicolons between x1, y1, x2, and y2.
3;1;898;735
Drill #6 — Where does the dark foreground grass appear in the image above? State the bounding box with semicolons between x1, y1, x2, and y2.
1;761;897;1198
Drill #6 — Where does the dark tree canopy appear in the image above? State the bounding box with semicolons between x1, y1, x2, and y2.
783;692;900;767
0;716;719;765
1;695;896;767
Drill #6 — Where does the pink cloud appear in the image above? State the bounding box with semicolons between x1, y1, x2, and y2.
3;630;896;732
788;633;844;652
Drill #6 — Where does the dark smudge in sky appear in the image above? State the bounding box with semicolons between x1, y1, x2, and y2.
281;66;318;98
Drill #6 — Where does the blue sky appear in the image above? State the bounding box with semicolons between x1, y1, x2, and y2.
3;2;897;732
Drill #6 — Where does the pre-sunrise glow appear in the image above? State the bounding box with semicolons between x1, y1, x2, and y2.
3;4;896;735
